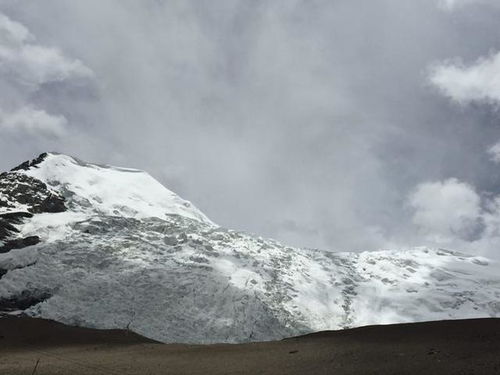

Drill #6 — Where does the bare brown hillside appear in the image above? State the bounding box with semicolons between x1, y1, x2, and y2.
0;316;499;374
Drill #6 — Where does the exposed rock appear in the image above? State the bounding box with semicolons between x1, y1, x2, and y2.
0;168;66;251
0;212;33;222
0;290;51;311
10;153;49;172
0;236;40;253
0;218;19;242
0;213;35;249
0;172;66;214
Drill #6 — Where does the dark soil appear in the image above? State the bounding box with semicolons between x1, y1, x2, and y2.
0;316;499;374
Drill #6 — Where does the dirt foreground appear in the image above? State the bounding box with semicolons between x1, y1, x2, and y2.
0;316;499;374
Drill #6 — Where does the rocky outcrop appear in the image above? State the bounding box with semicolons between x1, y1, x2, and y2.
0;236;40;254
0;158;66;254
0;172;66;214
10;153;49;172
0;290;51;311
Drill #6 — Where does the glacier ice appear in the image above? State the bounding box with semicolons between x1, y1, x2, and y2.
0;153;499;343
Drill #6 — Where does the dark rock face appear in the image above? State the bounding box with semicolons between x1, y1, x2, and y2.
0;172;66;214
0;290;51;311
0;212;34;222
0;236;40;254
0;157;66;254
10;152;49;172
0;213;34;250
0;217;19;242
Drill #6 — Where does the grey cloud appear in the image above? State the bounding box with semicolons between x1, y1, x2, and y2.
0;10;94;143
1;1;500;257
0;106;67;137
438;0;500;10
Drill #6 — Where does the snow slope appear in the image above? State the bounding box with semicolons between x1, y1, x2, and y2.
0;153;499;343
22;153;213;224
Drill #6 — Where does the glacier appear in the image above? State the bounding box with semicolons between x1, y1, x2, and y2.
0;152;499;343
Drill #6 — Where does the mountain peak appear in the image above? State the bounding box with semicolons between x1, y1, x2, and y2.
12;152;145;174
7;152;213;225
10;152;51;172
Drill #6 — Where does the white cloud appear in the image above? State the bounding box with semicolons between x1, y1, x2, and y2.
429;51;500;167
0;12;31;45
487;141;500;163
0;44;93;89
0;13;93;90
0;12;94;141
438;0;500;10
408;178;500;256
429;52;500;105
0;107;67;137
409;178;484;242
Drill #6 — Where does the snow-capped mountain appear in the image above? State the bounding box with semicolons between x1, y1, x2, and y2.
1;153;499;344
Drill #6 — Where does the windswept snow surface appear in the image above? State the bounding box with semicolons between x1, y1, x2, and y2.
1;153;500;344
23;153;213;225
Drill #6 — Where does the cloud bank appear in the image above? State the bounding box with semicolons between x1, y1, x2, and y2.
1;1;500;258
427;0;500;256
409;178;500;257
429;52;500;105
0;11;92;139
0;107;67;136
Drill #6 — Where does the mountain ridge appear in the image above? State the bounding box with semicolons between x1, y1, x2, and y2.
0;152;499;343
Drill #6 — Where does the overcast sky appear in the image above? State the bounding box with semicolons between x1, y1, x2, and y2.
1;0;500;257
